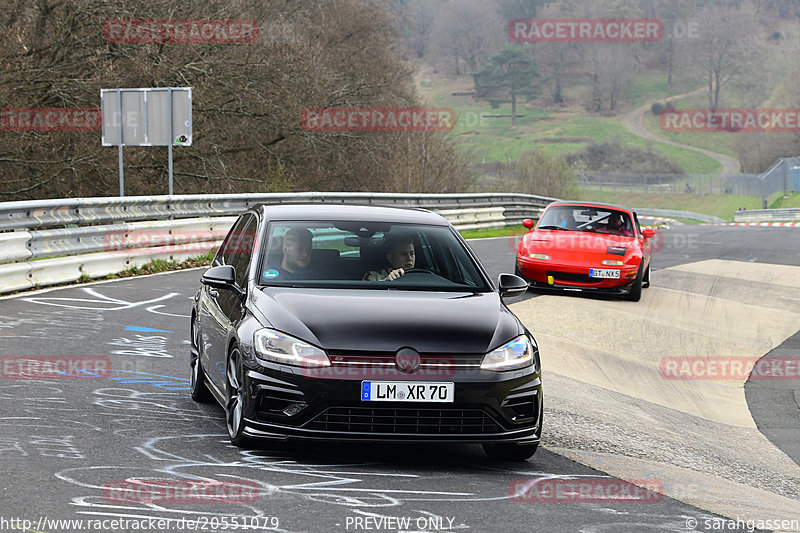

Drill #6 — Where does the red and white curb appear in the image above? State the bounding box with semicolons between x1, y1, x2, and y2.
640;216;679;228
702;222;800;227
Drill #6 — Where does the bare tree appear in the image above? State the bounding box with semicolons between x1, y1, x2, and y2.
0;0;471;199
641;0;699;88
397;0;443;59
548;0;640;112
505;149;578;199
582;44;636;112
688;5;753;109
428;0;505;75
528;2;582;105
732;37;800;171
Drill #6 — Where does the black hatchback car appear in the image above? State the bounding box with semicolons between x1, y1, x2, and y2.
190;204;543;459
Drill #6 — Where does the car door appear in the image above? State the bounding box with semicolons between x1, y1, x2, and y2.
198;214;255;389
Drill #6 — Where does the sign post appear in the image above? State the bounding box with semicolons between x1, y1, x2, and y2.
101;87;192;196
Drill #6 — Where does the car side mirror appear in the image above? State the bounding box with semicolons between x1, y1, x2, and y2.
201;265;238;291
642;228;656;239
522;219;535;230
497;273;528;298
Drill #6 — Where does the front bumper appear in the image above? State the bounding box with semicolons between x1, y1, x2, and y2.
517;257;638;292
239;362;543;444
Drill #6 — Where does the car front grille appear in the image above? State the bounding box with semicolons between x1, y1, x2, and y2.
305;406;502;434
325;352;483;368
547;270;598;283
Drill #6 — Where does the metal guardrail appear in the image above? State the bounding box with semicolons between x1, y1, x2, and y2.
733;208;800;222
634;208;725;224
0;192;554;232
0;192;556;294
0;191;730;295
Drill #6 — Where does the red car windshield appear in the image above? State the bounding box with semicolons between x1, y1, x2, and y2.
538;207;634;237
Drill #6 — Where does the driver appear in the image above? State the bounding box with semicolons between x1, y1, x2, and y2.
606;213;632;236
275;227;313;279
363;235;415;281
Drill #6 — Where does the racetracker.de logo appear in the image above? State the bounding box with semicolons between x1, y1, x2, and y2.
103;20;259;43
660;109;800;132
300;107;456;132
509;477;663;503
1;108;101;131
103;480;259;505
1;356;111;379
103;229;231;255
509;18;663;42
659;356;800;380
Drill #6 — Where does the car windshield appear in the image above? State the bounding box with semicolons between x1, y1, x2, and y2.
257;221;491;292
538;206;634;237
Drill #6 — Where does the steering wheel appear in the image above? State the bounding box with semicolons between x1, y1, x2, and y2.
400;268;433;276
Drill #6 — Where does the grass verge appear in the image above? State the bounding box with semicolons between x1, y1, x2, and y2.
769;192;800;209
107;252;216;278
460;226;529;239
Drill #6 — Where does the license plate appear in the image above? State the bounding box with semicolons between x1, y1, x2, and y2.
589;268;620;279
361;381;454;403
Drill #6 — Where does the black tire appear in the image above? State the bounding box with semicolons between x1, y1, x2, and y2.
225;346;254;447
642;262;651;289
190;317;213;403
482;442;539;461
624;263;643;302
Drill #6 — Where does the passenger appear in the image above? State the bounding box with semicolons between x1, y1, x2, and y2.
363;235;415;281
554;210;573;228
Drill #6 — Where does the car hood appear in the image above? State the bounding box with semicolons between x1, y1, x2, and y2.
523;230;639;257
251;287;522;354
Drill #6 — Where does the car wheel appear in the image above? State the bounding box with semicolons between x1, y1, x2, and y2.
482;442;539;461
642;262;651;289
190;317;212;403
624;263;643;302
225;346;253;447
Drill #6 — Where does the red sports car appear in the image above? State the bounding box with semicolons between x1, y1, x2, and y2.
515;202;655;301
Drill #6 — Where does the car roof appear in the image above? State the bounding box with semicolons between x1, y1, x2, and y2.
545;201;634;214
252;203;451;225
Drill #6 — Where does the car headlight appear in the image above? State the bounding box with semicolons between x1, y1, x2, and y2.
481;335;536;372
529;253;550;260
253;329;330;368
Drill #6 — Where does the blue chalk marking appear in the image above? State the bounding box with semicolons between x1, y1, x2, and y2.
125;326;173;333
108;369;190;390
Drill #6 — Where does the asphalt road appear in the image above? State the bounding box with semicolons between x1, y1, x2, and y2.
0;225;797;533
